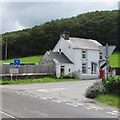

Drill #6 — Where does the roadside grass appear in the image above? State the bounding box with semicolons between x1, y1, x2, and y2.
94;93;120;108
0;55;43;65
0;77;81;85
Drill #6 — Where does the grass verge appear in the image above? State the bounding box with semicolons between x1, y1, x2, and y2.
94;93;120;108
0;77;81;85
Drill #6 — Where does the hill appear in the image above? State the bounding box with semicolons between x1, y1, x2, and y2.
1;10;119;59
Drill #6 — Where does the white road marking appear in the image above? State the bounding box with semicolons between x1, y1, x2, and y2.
37;88;67;92
40;97;47;100
65;103;77;107
106;112;117;115
76;103;84;106
89;106;103;110
59;100;66;102
37;89;48;92
0;111;18;119
52;100;61;103
112;111;118;113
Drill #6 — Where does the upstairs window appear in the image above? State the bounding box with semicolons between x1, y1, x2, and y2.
82;50;87;60
99;52;103;60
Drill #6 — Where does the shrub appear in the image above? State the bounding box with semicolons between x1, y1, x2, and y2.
85;81;106;98
102;75;120;94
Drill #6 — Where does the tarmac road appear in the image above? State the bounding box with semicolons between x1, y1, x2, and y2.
1;80;119;119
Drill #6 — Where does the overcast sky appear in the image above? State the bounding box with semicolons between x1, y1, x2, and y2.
0;0;119;34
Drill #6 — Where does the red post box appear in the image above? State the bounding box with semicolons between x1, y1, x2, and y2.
99;70;105;78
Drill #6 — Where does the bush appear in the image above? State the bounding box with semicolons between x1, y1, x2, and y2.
85;75;120;99
85;81;106;98
102;75;120;94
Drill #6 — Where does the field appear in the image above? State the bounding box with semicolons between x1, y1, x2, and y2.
109;52;119;67
1;55;43;64
0;52;119;67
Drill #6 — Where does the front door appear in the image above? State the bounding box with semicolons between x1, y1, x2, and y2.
60;66;65;77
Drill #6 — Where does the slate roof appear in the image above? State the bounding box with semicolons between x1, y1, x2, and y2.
47;52;73;64
67;37;102;50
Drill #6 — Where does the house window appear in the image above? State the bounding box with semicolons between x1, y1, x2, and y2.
82;63;87;74
91;62;97;74
69;69;71;72
82;50;87;60
99;52;103;60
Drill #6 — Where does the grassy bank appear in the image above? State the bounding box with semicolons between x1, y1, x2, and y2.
0;77;81;85
109;52;120;67
0;55;43;65
95;93;120;108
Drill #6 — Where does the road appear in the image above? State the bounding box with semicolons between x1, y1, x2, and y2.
1;80;119;119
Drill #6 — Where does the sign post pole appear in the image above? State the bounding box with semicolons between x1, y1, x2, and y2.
11;74;12;81
99;44;116;80
106;43;109;80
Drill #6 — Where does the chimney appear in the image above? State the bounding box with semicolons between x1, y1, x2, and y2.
61;31;69;40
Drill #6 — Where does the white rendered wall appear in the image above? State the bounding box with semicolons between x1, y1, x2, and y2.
53;37;100;79
73;49;99;79
87;49;99;75
53;37;74;62
55;64;74;78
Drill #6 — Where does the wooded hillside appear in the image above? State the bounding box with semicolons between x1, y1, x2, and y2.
1;10;119;60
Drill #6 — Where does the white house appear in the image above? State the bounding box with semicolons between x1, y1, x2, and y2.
39;32;103;79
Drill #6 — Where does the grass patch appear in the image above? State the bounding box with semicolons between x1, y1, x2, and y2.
109;52;120;67
0;55;43;64
0;77;81;85
95;93;120;108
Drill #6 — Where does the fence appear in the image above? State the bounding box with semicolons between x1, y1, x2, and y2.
1;64;56;74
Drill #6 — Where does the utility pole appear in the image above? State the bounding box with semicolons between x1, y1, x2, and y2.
4;37;7;62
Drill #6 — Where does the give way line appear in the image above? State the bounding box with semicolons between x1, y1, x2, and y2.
0;110;19;120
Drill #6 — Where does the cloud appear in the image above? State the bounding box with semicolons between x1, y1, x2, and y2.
1;2;118;34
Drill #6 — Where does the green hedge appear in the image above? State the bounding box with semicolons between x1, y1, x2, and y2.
102;75;120;94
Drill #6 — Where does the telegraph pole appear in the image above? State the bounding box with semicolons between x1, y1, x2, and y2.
5;37;8;62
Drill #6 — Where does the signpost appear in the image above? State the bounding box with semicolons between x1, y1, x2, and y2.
9;59;20;80
10;69;19;81
99;44;116;79
14;59;20;68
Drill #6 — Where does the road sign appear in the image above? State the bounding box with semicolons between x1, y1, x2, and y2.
99;45;116;58
10;68;19;74
99;44;116;79
14;59;20;68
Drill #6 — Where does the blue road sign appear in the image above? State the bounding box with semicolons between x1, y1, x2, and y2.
14;59;20;68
